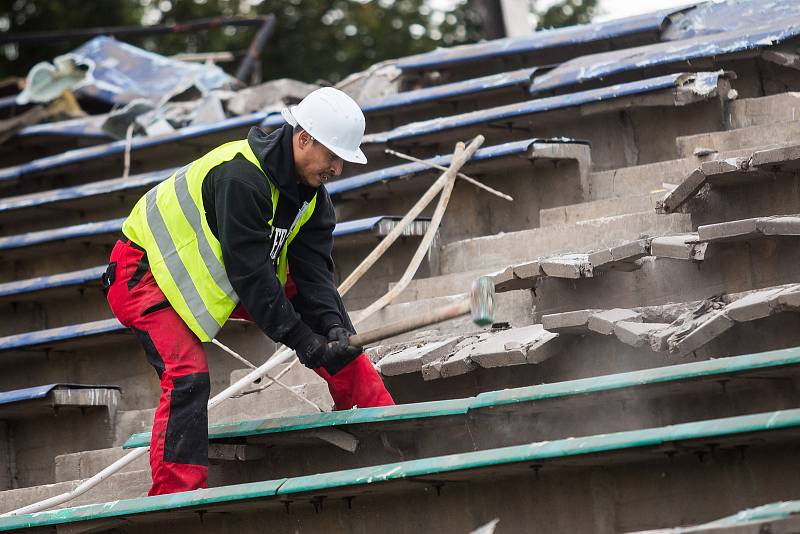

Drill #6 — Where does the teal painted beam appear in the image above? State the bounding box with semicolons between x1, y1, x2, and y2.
124;397;471;449
122;346;800;449
4;408;800;532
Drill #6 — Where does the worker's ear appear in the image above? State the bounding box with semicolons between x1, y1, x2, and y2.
297;130;313;149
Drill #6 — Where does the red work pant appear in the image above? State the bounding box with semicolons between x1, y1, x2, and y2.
105;239;393;495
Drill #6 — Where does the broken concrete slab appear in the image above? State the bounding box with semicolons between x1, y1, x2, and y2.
675;311;734;356
697;217;760;242
587;239;650;273
468;325;561;368
775;284;800;310
650;233;707;261
439;336;485;378
377;337;459;376
698;215;800;242
587;309;642;336
541;309;602;335
724;287;786;322
540;254;592;279
750;143;800;171
656;169;706;214
613;321;670;348
492;261;542;292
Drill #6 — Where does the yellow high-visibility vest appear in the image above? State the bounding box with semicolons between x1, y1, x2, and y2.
122;139;317;341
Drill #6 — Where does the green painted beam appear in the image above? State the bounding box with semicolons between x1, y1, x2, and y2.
688;500;800;530
4;408;800;532
123;346;800;449
124;397;471;449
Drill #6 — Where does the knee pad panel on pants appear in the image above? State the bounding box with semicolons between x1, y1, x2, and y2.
164;372;210;466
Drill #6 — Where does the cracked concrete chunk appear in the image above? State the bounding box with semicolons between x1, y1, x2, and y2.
377;337;459;376
493;261;541;292
438;334;489;378
758;215;800;235
675;311;734;355
541;309;602;335
776;284;800;310
540;254;592;279
658;169;706;214
614;321;670;348
650;234;700;259
698;218;760;242
724;287;786;322
469;325;560;368
588;309;642;336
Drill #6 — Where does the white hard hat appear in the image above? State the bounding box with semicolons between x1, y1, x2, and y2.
281;87;367;164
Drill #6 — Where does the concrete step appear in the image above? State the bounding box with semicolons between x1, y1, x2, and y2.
727;92;800;129
588;146;766;201
55;446;148;483
436;211;693;276
539;192;665;227
675;119;800;160
0;468;150;515
112;408;155;447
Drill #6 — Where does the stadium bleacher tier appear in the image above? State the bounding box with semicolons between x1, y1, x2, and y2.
3;1;800;532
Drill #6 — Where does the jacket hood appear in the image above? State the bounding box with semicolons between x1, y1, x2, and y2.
247;124;316;207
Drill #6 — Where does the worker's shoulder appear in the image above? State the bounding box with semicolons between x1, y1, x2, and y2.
209;154;270;191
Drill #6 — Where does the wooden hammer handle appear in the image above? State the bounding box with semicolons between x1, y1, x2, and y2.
349;298;470;347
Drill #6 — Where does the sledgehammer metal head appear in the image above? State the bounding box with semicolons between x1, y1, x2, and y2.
349;277;497;347
470;276;495;326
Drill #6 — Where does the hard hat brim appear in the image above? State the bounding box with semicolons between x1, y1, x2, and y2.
281;105;368;165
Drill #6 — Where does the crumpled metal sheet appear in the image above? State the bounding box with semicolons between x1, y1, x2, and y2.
531;16;800;94
396;5;692;72
15;54;92;105
663;0;800;41
69;36;237;106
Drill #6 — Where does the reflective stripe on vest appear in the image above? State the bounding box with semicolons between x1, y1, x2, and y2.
122;139;317;341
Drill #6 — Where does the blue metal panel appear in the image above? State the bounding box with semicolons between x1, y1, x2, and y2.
0;319;125;353
0;266;106;299
0;217;126;251
0;384;121;405
328;138;585;197
396;6;691;72
0;112;266;183
0;215;426;253
0;384;57;405
532;18;800;94
360;68;536;113
365;72;714;145
0;168;172;215
70;36;237;106
15;115;110;140
0;95;18;111
0;138;582;215
663;0;800;41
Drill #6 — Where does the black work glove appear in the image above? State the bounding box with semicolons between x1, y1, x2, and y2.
285;323;362;375
324;325;362;375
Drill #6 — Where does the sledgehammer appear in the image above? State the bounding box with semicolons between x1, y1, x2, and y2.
348;276;495;347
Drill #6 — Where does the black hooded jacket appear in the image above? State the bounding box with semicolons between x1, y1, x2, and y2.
201;124;353;348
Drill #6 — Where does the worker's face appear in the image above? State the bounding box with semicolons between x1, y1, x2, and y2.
294;130;344;188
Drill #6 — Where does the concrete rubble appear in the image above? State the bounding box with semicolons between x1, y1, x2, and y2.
540;284;800;356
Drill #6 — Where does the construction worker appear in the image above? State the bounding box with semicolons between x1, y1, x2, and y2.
102;87;394;496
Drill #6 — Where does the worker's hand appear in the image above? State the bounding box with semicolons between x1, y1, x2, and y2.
294;329;362;375
326;325;351;346
294;332;330;370
323;337;363;375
